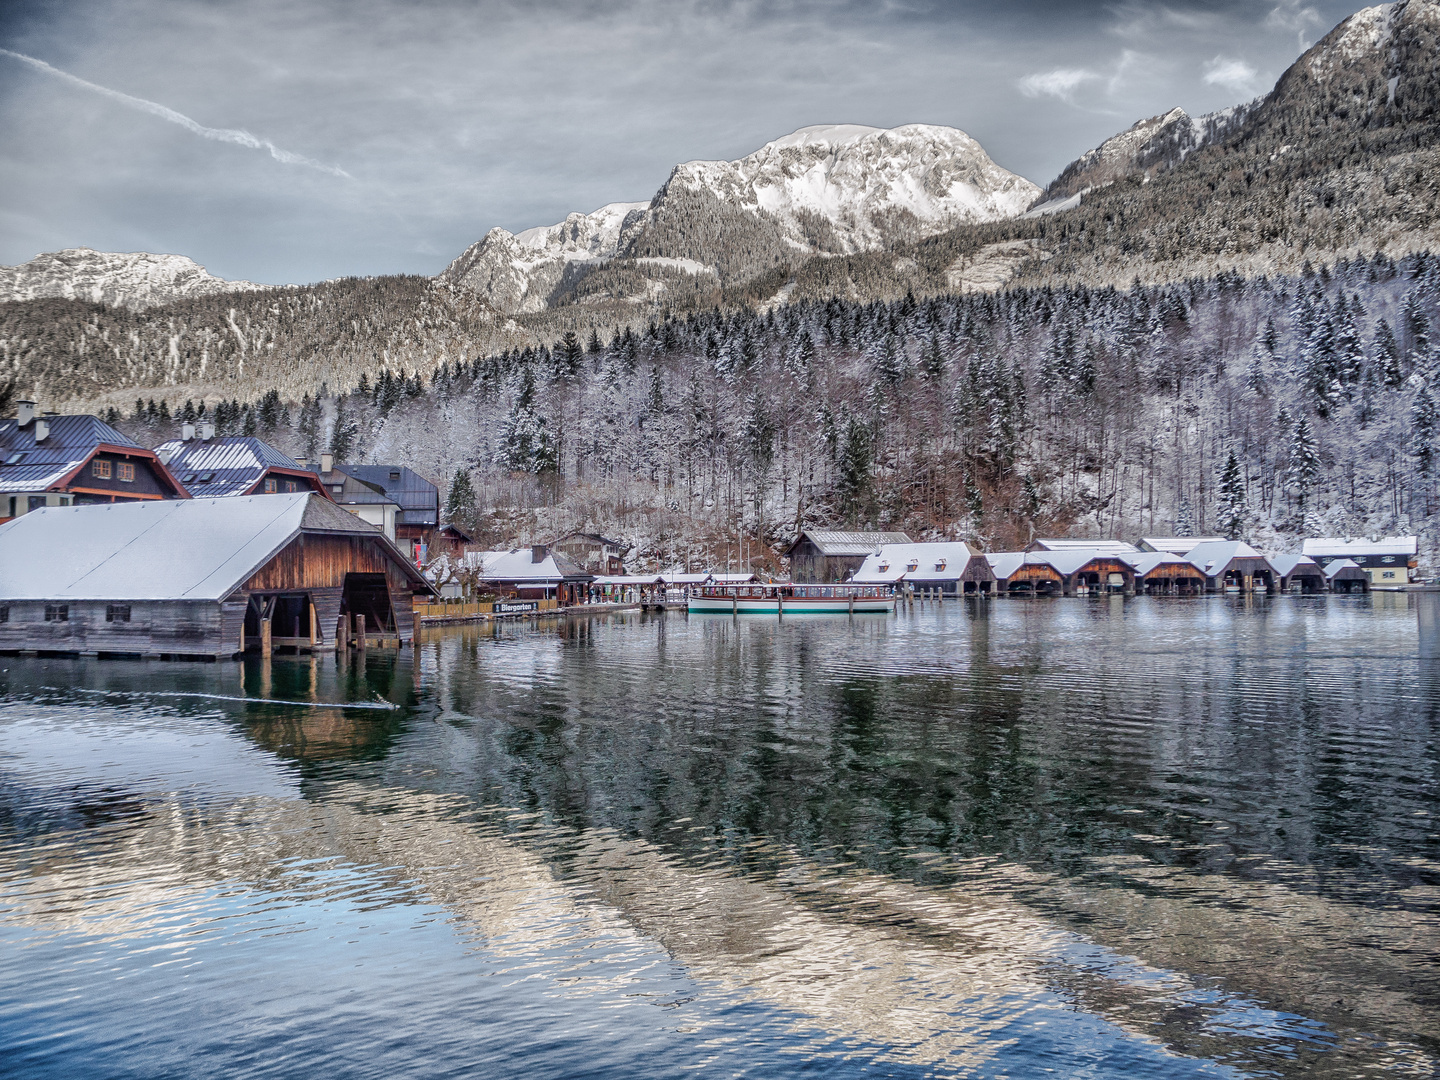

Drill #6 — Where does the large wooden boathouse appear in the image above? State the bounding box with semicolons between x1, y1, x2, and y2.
0;492;432;659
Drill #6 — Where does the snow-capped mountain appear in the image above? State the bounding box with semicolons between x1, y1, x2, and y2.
0;248;268;310
661;123;1039;251
443;123;1039;312
443;203;649;314
1032;101;1260;210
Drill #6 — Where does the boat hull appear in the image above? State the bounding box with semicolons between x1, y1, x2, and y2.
687;596;895;615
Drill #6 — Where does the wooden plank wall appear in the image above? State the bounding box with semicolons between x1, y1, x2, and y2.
0;600;223;656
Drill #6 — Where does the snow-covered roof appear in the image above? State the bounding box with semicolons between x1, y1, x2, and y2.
0;492;415;602
0;414;178;496
1138;537;1226;554
1029;538;1138;554
1122;551;1205;576
659;573;712;585
708;573;759;583
985;552;1028;580
591;575;663;586
1323;558;1367;578
464;547;591;582
851;542;975;583
154;436;311;499
1024;548;1134;575
790;529;913;556
1183;540;1269;574
1266;553;1323;577
1301;536;1418;557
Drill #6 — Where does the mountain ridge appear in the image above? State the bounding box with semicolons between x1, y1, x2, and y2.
0;248;270;310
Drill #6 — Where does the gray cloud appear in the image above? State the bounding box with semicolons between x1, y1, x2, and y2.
0;0;1369;285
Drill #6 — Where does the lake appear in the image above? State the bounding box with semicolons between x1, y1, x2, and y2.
1;595;1437;1078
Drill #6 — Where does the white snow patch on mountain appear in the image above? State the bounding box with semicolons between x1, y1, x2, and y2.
0;248;269;310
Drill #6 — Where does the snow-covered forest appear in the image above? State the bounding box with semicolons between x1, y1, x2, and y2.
92;250;1440;571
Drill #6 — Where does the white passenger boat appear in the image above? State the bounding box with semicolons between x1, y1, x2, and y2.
687;582;896;615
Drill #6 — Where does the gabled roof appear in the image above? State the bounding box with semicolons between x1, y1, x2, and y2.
1028;538;1138;554
788;529;913;556
1301;536;1418;557
1137;537;1226;554
0;492;427;601
851;542;975;583
462;547;592;582
338;465;438;523
1024;548;1134;575
153;437;316;499
985;552;1028;580
0;414;183;495
1267;553;1323;577
1184;540;1269;574
1323;558;1367;578
1123;551;1206;576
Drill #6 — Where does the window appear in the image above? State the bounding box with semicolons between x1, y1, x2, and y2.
935;560;947;571
183;473;197;483
263;478;277;493
285;481;297;493
906;562;919;572
44;604;68;622
106;604;131;622
28;496;45;512
4;452;25;465
118;462;135;482
198;472;214;483
331;485;344;495
878;563;889;572
389;470;401;480
92;459;112;479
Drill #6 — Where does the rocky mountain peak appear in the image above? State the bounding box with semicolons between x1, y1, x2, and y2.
0;248;268;310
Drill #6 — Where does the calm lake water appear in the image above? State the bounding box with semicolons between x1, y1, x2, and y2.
1;595;1437;1078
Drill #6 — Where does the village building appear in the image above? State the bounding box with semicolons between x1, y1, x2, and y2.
1123;552;1208;595
1136;537;1226;555
155;427;329;499
986;553;1063;596
850;542;995;596
1185;540;1278;592
1266;554;1328;593
0;492;432;659
589;574;664;604
551;532;631;575
304;454;403;544
785;529;913;583
1323;558;1371;593
1;402;188;521
1026;548;1137;596
462;545;592;605
1301;536;1419;586
335;465;440;553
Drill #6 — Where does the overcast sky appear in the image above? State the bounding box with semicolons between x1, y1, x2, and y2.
0;0;1367;284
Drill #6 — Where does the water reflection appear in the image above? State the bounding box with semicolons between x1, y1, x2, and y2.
0;594;1437;1077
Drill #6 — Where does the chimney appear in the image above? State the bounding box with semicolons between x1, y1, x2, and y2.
532;544;546;564
33;417;49;442
295;457;307;467
199;421;214;441
181;422;195;441
16;400;35;426
320;452;334;474
157;447;176;465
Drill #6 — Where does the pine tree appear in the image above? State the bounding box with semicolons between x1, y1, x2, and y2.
556;331;583;379
328;397;358;462
1244;343;1269;395
1217;450;1246;539
1410;386;1437;478
241;405;257;436
445;468;477;530
1374;319;1404;388
496;367;557;474
1285;416;1321;521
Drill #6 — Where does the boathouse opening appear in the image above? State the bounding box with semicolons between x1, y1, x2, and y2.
341;572;395;633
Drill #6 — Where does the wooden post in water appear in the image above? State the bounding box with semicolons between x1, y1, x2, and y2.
848;594;854;616
336;615;348;652
355;613;366;652
260;614;272;658
732;594;737;617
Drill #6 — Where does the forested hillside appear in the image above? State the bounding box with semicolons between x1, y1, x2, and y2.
79;252;1440;570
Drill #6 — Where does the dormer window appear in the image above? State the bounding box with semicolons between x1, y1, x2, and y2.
389;470;401;480
4;452;25;465
935;560;946;571
906;561;919;572
878;563;889;572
